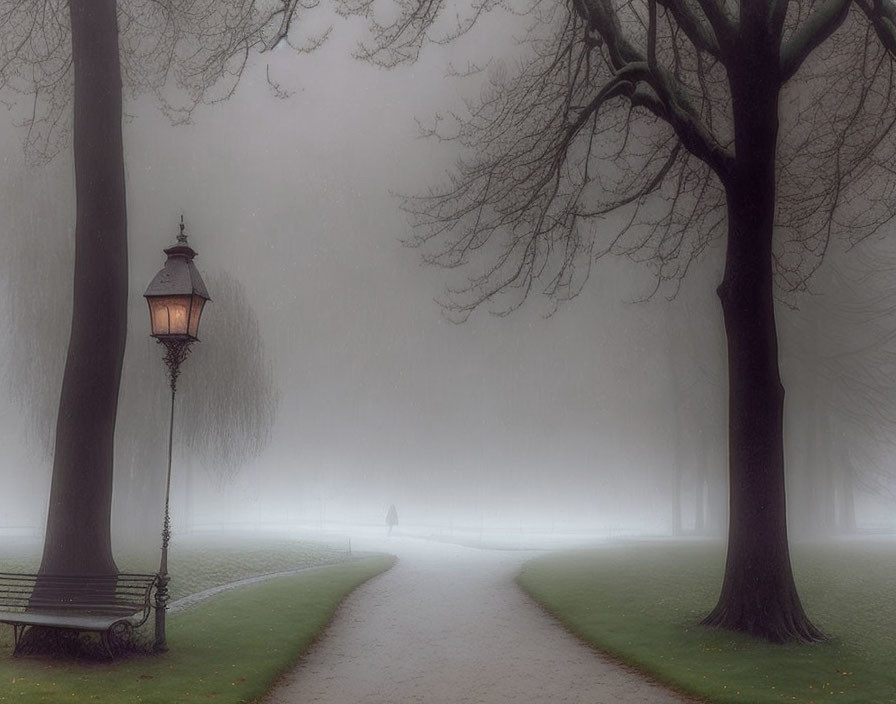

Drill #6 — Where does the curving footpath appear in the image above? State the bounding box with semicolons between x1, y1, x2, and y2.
264;535;693;704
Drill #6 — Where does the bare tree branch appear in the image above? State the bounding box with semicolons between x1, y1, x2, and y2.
855;0;896;55
780;0;852;81
656;0;722;59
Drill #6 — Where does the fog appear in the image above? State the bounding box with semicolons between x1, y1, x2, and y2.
1;12;896;553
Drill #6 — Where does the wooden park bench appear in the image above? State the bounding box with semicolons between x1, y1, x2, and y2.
0;572;159;657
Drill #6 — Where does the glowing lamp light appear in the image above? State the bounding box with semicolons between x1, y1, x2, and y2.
147;292;207;339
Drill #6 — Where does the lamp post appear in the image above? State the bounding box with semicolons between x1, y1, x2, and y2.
144;216;210;652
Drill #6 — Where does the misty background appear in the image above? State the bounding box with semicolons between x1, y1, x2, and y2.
0;11;894;551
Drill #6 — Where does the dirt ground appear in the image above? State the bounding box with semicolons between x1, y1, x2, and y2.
264;535;693;704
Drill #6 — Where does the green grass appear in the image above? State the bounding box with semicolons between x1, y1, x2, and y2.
0;535;352;601
517;540;896;704
0;554;394;703
158;536;353;601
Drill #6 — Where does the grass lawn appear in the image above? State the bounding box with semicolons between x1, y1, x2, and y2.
0;534;353;602
0;554;394;703
518;539;896;704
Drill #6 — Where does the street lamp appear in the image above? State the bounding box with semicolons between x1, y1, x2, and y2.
144;216;210;652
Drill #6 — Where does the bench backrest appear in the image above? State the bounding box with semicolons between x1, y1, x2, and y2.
0;573;157;617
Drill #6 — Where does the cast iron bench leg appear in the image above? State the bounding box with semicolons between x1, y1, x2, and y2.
99;630;114;660
12;625;25;656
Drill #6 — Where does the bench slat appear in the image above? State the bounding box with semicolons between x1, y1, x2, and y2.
0;610;146;632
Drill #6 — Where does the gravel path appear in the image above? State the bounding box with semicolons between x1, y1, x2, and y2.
264;536;692;704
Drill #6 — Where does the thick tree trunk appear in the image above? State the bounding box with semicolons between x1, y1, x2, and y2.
701;28;822;642
704;209;821;640
705;195;822;641
39;0;126;576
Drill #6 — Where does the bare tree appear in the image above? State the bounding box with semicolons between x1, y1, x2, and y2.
784;238;896;527
660;290;726;536
0;1;318;162
112;267;279;546
300;0;896;641
36;0;130;576
177;269;280;479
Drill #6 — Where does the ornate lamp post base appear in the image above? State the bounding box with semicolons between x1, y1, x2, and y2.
153;572;170;652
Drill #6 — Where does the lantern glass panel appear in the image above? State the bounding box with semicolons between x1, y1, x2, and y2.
148;295;192;337
187;294;206;338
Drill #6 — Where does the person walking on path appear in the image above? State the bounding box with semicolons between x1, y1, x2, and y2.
385;504;398;537
264;536;694;704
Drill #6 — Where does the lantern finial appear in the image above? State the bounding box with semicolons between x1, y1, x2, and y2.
144;217;210;342
177;214;188;245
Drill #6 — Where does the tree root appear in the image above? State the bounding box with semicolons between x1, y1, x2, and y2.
701;605;826;644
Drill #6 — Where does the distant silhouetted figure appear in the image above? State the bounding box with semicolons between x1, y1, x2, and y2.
386;504;399;537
